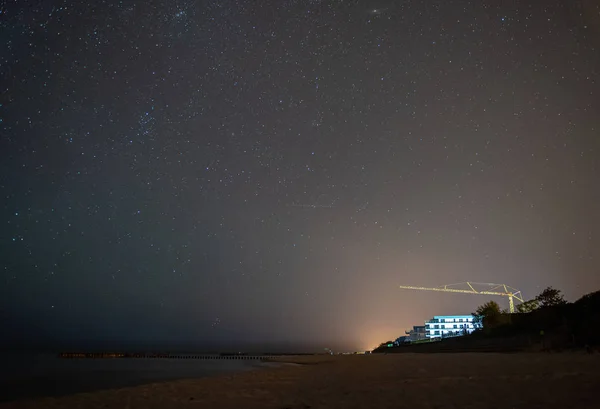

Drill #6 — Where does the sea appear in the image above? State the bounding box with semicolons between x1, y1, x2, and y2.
0;352;267;402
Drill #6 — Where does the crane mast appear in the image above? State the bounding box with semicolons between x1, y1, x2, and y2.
398;282;524;313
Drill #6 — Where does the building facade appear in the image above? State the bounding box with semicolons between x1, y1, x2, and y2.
405;325;428;342
425;315;478;339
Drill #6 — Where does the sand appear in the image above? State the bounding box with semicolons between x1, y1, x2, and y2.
2;353;599;408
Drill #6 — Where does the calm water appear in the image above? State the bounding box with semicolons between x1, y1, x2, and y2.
0;352;262;402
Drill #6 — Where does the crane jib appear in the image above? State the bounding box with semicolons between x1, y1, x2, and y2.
398;282;524;313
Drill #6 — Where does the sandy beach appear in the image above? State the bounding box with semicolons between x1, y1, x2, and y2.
2;353;599;409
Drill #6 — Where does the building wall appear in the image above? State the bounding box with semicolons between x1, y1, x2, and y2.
425;315;477;339
405;325;428;342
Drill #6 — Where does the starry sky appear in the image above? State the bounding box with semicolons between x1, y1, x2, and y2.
1;0;599;352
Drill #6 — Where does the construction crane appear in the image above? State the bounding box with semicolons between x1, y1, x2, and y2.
398;282;524;313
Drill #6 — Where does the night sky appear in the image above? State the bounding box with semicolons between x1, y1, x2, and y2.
1;0;599;352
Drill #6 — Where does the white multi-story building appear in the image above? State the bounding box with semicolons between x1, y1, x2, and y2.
425;315;478;339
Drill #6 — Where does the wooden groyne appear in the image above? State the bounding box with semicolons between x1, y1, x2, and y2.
58;352;296;360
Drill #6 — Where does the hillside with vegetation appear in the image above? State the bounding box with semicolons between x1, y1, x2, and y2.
373;287;600;353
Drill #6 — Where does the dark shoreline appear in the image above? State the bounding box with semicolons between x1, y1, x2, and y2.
0;354;269;403
57;352;318;360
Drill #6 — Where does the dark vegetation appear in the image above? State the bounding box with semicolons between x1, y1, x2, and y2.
373;287;600;353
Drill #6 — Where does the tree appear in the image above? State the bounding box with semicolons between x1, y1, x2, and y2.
472;300;503;330
517;298;540;313
535;287;566;307
515;287;566;312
